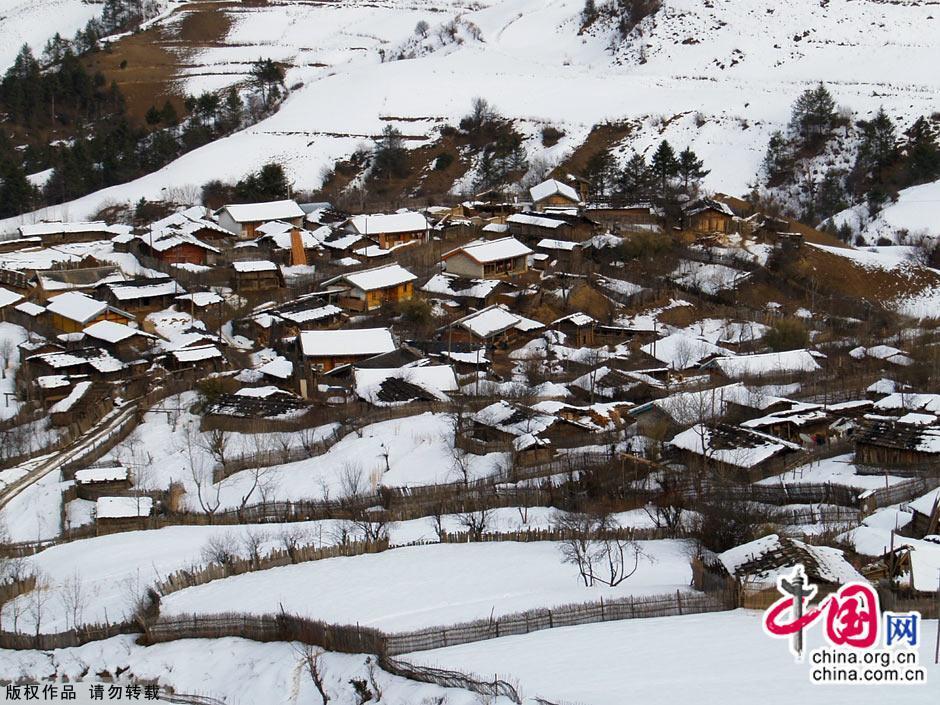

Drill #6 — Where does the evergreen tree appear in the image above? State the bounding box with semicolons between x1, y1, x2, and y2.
250;58;284;107
145;105;162;125
372;125;409;180
234;163;290;201
0;144;38;218
676;147;709;193
854;107;897;186
761;130;791;184
160;100;178;125
649;140;678;192
902;117;940;187
814;169;848;221
789;83;837;149
585;150;615;199
617;152;651;202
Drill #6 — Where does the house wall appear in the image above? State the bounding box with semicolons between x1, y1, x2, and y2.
217;211;241;236
376;230;425;249
534;194;579;212
690;213;732;234
443;252;485;279
159;243;207;266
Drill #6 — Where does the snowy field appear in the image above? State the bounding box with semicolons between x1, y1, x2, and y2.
111;397;505;512
5;0;940;229
160;540;695;632
406;610;940;705
0;636;503;705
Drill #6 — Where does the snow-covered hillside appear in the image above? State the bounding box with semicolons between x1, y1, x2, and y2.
0;0;102;69
4;0;940;229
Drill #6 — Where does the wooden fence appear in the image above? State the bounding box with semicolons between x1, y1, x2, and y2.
381;589;733;655
378;656;521;704
146;588;734;659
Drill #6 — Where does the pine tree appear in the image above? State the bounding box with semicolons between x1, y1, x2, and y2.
855;107;897;185
903;117;940;187
650;140;678;192
789;83;837;149
617;152;651;202
0;151;38;218
761;130;790;185
676;147;709;193
372;125;409;180
585;150;615;199
160;100;178;126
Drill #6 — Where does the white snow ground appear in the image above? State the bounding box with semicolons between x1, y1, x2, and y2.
406;610;940;705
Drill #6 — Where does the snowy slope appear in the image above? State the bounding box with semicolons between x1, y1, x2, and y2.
0;0;102;69
4;0;940;230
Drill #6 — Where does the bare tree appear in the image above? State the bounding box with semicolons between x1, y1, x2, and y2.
201;534;238;573
277;525;313;563
241;528;269;570
456;507;492;541
58;571;87;630
27;573;53;636
553;511;646;587
295;644;330;704
181;424;223;519
553;512;599;587
200;428;231;470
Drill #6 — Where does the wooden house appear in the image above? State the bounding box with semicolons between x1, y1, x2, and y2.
44;292;134;333
551;312;596;347
217;200;305;239
442;304;543;347
95;496;153;534
420;274;506;309
854;420;940;473
907;489;939;538
322;263;417;312
31;266;126;300
298;327;397;393
82;320;156;361
506;212;596;243
584;203;661;233
231;261;283;293
696;535;865;609
0;287;22;322
683;198;735;234
101;278;185;316
667;423;801;482
529;179;582;213
18;221;128;246
441;237;532;280
345;212;429;250
74;465;131;500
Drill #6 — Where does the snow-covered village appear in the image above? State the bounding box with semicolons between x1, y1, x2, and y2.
0;0;938;703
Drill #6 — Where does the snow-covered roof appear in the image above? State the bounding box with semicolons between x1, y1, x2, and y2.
874;392;940;414
75;465;128;484
278;304;343;325
83;320;152;344
299;327;396;358
552;312;596;327
669;424;800;469
49;380;92;414
107;280;184;301
442;237;533;264
452;304;543;339
258;355;292;379
19;221;127;237
353;365;458;406
45;292;108;323
703;350;822;378
718;534;864;587
170;345;223;363
15;301;45;317
536;238;581;252
529;179;580;204
232;260;279;273
506;213;567;229
323;263;416;291
96;496;153;519
176;292;224;307
0;287;23;308
472;400;557;439
348;212;428;235
641;333;733;370
421;273;501;300
221;200;304;223
908;488;940;517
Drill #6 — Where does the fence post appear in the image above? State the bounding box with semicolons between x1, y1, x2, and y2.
600;595;605;621
676;589;682;615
